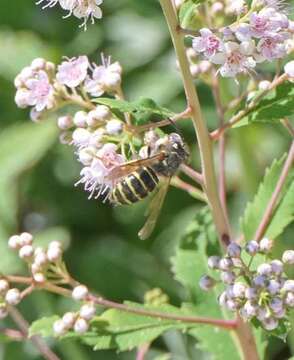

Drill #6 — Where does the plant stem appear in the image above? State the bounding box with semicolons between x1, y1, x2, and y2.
211;73;288;141
159;1;259;358
8;306;60;360
180;163;204;185
254;141;294;241
171;176;207;202
159;0;230;246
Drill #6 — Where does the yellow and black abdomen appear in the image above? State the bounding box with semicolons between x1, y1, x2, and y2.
110;166;159;205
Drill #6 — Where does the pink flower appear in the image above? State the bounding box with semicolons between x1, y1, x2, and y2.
192;28;223;58
211;41;256;77
250;8;288;38
85;56;122;97
257;35;286;60
56;56;89;88
284;60;294;80
25;71;55;112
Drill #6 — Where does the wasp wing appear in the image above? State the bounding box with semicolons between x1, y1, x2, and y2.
138;178;170;240
106;153;165;181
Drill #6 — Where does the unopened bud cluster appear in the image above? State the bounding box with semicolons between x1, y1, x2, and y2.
144;288;170;306
53;285;96;336
8;233;63;284
199;238;294;331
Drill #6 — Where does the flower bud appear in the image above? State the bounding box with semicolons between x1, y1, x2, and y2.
267;279;281;295
74;318;89;334
285;292;294;307
284;60;294;80
8;235;21;249
219;258;233;271
19;232;33;246
258;80;271;91
270;298;283;313
243;301;257;318
262;317;278;331
256;307;268;321
282;250;294;265
220;271;236;284
245;240;259;255
274;308;286;319
53;319;67;336
72;285;88;301
106;119;123;135
62;312;76;328
282;279;294;292
232;282;246;298
245;287;257;300
226;299;239;311
199;275;216;291
31;58;46;70
5;288;21;305
73;111;88;128
19;245;34;260
49;241;62;249
227;243;242;258
104;72;121;88
207;256;221;269
259;238;273;253
0;279;9;294
72;128;91;147
47;247;62;262
57;116;73;130
270;260;283;274
34;251;48;267
33;273;46;283
190;64;200;77
79;303;96;320
257;263;272;276
253;275;267;288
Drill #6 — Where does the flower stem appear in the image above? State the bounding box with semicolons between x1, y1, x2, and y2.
254;141;294;242
159;0;231;246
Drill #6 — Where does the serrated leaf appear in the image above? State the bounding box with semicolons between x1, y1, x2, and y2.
242;82;294;124
241;155;293;241
171;208;243;360
94;97;174;122
29;316;59;338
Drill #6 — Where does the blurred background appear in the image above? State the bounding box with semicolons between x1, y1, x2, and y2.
0;0;293;358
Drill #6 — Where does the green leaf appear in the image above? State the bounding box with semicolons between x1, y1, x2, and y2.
242;82;294;124
179;0;202;29
171;208;244;360
241;155;294;241
29;316;59;338
94;97;174;122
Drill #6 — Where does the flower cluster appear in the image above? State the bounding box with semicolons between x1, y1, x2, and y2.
53;285;96;336
8;233;64;284
36;0;104;28
144;288;170;306
191;5;294;77
199;238;294;331
14;55;122;122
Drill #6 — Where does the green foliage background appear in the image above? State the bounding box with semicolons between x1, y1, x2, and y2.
0;0;293;359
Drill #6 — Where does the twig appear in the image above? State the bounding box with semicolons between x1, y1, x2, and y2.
136;343;151;360
254;141;294;241
160;0;231;246
180;163;204;185
211;73;288;141
171;176;207;202
281;118;294;138
7;306;60;360
0;328;24;341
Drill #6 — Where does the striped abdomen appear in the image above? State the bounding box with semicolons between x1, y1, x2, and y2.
110;166;159;205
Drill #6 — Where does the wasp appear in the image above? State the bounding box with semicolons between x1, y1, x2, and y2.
104;133;189;240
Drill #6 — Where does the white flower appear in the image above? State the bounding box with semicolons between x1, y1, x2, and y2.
85;56;122;97
19;245;34;260
62;312;76;328
8;235;21;249
19;232;33;246
56;56;89;88
74;111;88;128
53;319;67;336
47;246;62;262
106;119;123;135
57;115;73;130
211;41;256;77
